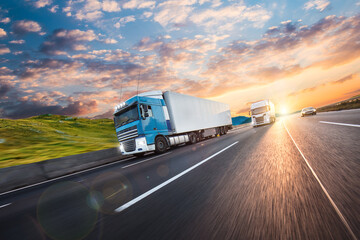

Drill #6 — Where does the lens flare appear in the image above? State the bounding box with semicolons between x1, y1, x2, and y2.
37;181;98;240
90;172;133;214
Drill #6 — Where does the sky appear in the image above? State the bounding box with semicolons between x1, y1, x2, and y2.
0;0;359;119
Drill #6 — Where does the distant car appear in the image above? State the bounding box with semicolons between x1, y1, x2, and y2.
301;107;316;117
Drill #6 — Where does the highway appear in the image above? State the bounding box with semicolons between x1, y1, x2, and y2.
0;109;359;240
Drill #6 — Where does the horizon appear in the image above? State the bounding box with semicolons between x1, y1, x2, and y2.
0;0;360;119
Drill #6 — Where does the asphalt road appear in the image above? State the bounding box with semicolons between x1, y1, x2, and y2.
0;109;359;240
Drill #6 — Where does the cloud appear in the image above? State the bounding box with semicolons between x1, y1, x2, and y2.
345;88;360;96
153;0;194;28
142;11;153;18
0;66;99;119
123;0;156;9
0;46;10;55
103;38;118;44
114;15;136;28
64;0;122;21
93;109;113;119
49;5;59;13
12;20;42;36
40;29;97;55
265;20;299;36
103;49;131;61
0;28;6;37
288;74;358;97
0;99;98;119
16;58;84;86
102;0;121;12
330;74;356;84
190;3;271;31
31;0;53;8
72;53;97;59
0;17;10;24
153;1;271;31
75;10;103;21
304;0;330;12
191;14;360;98
9;39;25;44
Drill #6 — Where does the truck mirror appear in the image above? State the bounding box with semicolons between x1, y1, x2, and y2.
140;105;146;119
144;105;148;112
145;112;149;117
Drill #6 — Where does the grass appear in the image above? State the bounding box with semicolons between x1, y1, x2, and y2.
0;114;119;168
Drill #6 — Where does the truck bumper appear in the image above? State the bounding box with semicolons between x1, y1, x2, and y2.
252;117;271;127
119;136;155;155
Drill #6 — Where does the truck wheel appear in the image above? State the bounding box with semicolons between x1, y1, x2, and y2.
188;133;197;144
155;136;168;153
220;127;225;135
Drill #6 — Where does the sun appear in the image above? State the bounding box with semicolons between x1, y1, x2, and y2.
280;106;288;115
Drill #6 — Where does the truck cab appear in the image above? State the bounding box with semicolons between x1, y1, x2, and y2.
250;100;276;127
113;91;171;156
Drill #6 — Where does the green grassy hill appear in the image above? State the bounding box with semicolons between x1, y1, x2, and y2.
0;114;118;168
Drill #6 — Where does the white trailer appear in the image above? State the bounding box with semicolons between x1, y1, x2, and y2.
164;91;232;134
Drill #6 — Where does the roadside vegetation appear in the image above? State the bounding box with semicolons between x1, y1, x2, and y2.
318;94;360;112
0;114;118;168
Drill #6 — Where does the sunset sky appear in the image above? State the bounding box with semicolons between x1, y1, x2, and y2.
0;0;359;118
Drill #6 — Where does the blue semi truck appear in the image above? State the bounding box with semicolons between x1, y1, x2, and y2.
113;91;232;156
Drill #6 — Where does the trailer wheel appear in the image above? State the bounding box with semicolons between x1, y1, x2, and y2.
155;136;168;153
224;126;228;134
220;127;225;135
187;133;197;144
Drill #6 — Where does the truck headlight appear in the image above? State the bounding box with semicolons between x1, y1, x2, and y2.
265;115;270;122
136;137;147;146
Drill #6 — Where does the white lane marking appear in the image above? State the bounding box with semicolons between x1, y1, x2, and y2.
115;141;239;213
320;121;360;128
0;156;136;197
0;203;11;209
283;123;357;240
122;152;172;169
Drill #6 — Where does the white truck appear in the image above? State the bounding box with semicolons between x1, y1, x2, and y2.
114;91;233;155
250;100;276;127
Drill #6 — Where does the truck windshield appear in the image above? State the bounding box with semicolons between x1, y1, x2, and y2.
114;105;139;128
252;106;268;115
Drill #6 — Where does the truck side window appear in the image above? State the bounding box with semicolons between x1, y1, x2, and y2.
147;105;153;117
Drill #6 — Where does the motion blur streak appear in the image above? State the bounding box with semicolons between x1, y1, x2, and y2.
283;122;358;240
319;121;360;128
115;141;239;213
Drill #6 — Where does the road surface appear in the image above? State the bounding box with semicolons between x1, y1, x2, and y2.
0;109;359;240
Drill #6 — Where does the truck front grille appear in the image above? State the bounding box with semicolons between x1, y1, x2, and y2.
255;116;264;123
123;139;136;152
117;125;138;142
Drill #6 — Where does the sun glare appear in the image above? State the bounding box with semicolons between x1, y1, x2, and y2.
280;106;288;115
